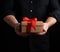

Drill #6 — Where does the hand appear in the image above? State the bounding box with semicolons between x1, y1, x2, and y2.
38;23;49;35
14;23;29;37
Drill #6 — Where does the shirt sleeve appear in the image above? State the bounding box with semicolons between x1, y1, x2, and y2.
0;0;15;20
49;0;60;22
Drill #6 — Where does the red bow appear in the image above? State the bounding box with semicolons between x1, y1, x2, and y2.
22;16;37;33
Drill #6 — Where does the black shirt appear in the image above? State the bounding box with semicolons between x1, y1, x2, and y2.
0;0;60;52
0;0;60;22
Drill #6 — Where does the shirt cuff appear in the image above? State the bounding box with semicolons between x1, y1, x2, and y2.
0;11;15;20
49;10;60;22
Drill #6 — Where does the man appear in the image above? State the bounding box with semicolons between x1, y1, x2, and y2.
0;0;60;52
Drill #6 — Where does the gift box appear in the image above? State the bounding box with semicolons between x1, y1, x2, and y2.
21;21;44;33
21;17;44;33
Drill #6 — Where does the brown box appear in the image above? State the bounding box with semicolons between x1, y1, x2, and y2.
21;21;44;33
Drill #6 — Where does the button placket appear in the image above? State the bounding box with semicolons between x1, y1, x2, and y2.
29;0;33;18
30;0;33;13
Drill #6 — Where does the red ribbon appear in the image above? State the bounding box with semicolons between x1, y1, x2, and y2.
22;16;37;33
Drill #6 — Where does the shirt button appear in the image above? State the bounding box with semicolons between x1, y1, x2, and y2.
30;1;32;3
30;10;32;12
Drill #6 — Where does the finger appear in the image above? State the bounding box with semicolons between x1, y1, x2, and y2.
38;32;46;35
